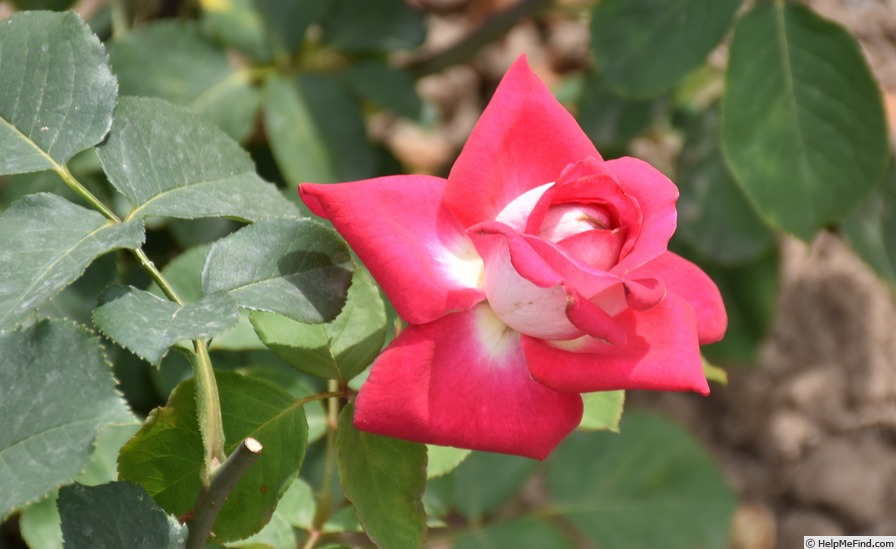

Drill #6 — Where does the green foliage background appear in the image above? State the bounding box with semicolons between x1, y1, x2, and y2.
0;0;891;547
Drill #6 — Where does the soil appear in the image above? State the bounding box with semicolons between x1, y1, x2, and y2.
634;234;896;548
402;1;896;547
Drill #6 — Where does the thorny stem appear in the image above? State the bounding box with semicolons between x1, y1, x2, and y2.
53;162;347;546
186;437;263;549
53;162;226;478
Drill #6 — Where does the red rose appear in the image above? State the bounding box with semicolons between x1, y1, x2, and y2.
299;56;726;459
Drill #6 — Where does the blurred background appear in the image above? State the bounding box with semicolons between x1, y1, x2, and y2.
1;0;895;547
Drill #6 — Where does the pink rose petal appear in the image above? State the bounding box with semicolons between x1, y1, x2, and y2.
627;252;728;344
524;293;710;395
354;304;584;460
468;221;582;340
443;57;600;227
300;176;485;325
556;229;625;272
299;56;727;458
605;157;679;274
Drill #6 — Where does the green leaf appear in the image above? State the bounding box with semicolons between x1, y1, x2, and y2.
578;391;625;432
209;313;268;351
18;423;140;549
0;320;135;519
286;478;316;530
0;193;144;330
36;252;117;325
250;264;386;382
229;512;295;548
263;75;329;185
422;475;453;521
96;96;297;221
452;451;538;520
1;169;68;207
426;445;472;479
58;482;187;549
119;371;308;542
320;0;424;52
254;0;329;56
577;72;659;153
323;505;362;534
108;20;260;141
238;367;327;443
589;0;741;97
340;60;422;120
699;248;779;364
92;285;239;364
200;0;272;61
149;244;269;352
228;477;315;548
336;403;427;549
202;218;353;323
721;2;889;239
548;412;736;549
703;356;728;385
18;495;63;549
263;74;376;185
843;160;896;286
675;106;775;265
0;11;117;175
169;217;238;249
455;519;574;549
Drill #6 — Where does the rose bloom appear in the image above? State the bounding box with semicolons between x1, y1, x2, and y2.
300;56;726;459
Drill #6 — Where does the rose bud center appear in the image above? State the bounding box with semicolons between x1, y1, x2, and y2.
538;204;611;240
538;203;624;272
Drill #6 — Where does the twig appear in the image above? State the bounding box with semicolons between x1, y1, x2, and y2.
186;437;263;549
53;161;226;479
312;380;342;530
403;0;552;77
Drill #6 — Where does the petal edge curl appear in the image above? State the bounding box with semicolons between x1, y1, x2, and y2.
605;157;679;274
626;251;727;344
524;293;709;395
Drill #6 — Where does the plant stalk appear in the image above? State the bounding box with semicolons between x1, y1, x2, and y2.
55;164;120;222
311;380;342;530
186;437;263;548
53;161;226;481
193;340;227;473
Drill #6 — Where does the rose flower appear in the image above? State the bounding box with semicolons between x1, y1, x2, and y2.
299;56;727;459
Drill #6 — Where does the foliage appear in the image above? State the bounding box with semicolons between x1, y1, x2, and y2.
0;0;890;547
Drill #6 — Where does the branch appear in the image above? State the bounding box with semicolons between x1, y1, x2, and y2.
53;160;226;477
403;0;552;77
186;437;263;549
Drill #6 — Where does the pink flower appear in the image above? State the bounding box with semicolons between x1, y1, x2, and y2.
299;56;726;459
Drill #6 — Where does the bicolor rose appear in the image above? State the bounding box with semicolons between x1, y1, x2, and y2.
299;56;727;459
